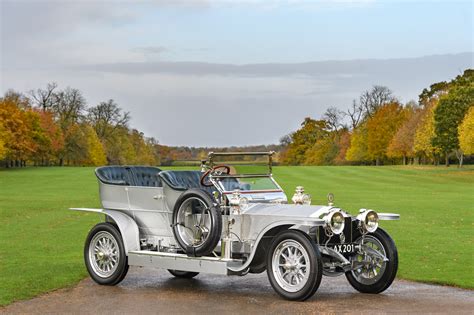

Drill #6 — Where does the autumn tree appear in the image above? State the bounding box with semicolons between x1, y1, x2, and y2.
0;120;6;160
51;87;87;165
36;110;64;165
346;123;369;162
433;70;474;167
344;100;364;130
0;91;33;167
413;99;440;164
387;105;423;164
304;135;338;165
333;130;351;164
323;107;345;135
281;118;329;165
367;102;408;165
458;106;474;155
129;129;157;165
360;85;396;118
87;100;131;163
84;125;107;166
87;100;130;140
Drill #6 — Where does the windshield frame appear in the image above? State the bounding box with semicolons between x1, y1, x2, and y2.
210;173;284;194
206;151;274;174
204;151;284;195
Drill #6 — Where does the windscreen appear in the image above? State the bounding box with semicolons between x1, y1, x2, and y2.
209;152;272;175
218;176;280;192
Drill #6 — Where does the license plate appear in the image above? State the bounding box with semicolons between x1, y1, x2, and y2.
333;244;356;254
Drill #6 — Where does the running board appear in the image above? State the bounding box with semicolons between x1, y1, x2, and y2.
128;250;244;275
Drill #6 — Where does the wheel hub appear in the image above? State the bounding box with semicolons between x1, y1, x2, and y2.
272;240;310;293
88;231;120;278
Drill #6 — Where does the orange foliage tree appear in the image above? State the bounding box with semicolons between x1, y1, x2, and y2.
387;105;424;164
367;102;408;165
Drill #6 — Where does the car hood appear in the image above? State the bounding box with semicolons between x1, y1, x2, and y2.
242;203;332;219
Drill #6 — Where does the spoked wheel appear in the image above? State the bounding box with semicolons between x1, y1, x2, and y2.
84;223;129;285
346;228;398;294
172;189;222;256
168;270;199;278
266;230;322;301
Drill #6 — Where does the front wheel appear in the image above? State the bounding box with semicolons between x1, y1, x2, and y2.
84;223;129;285
266;230;323;301
345;228;398;294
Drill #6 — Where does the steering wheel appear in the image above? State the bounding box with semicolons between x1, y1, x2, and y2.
200;165;231;187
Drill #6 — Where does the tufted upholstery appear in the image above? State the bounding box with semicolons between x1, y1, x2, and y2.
95;166;132;185
130;166;162;187
158;171;204;191
158;170;220;194
95;166;162;187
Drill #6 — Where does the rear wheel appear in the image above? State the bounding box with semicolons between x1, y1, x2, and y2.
168;270;199;278
345;228;398;294
84;223;129;285
266;230;322;301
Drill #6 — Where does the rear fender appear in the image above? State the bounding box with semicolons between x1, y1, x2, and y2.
71;208;140;254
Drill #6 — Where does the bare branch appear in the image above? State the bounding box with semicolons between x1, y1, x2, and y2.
28;82;58;111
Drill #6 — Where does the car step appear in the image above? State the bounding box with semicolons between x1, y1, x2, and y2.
127;250;244;275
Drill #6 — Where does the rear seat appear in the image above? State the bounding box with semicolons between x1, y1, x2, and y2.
130;166;162;187
95;166;132;185
158;170;216;194
95;166;162;187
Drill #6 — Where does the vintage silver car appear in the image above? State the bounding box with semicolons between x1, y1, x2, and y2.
72;152;400;301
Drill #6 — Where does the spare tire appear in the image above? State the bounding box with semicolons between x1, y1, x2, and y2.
172;189;222;257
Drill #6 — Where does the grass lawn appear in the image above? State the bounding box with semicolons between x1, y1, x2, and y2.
0;165;473;306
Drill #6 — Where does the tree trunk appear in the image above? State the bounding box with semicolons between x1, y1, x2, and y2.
455;149;463;168
402;155;406;166
376;158;380;166
445;152;449;167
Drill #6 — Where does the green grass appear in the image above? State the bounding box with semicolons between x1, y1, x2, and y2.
0;165;473;306
270;166;474;289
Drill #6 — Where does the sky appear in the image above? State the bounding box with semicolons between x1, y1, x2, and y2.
1;0;473;146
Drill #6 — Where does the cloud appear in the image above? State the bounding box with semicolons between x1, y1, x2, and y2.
74;53;473;79
3;53;472;146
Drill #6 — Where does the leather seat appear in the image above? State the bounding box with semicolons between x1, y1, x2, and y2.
95;166;162;187
130;166;162;187
95;166;132;185
158;170;215;193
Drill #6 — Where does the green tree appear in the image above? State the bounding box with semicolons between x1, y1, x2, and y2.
433;70;474;166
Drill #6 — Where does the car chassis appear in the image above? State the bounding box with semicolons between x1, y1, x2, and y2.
72;152;400;301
